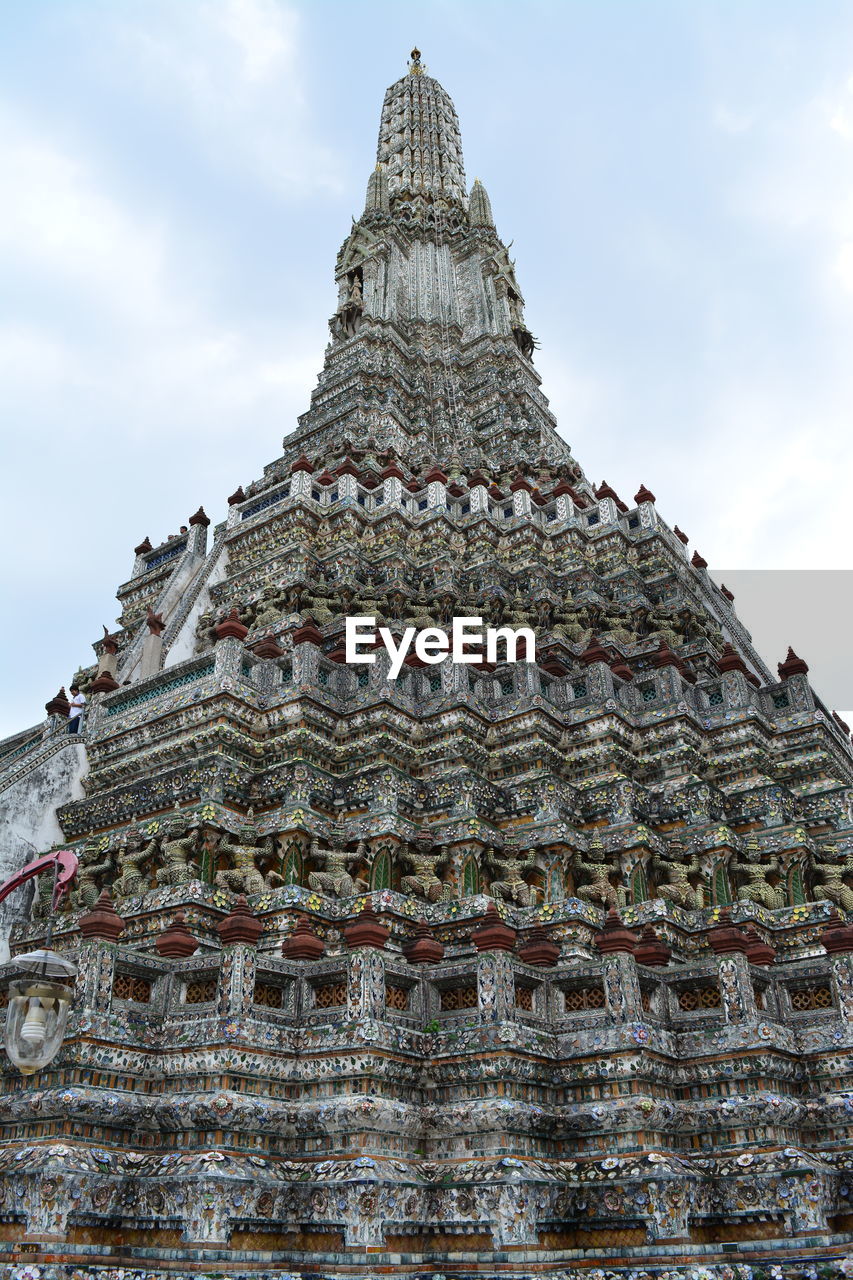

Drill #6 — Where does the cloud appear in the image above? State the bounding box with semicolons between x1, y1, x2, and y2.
100;0;343;199
0;108;176;330
719;67;853;305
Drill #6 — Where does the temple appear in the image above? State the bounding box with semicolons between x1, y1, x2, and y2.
2;50;853;1279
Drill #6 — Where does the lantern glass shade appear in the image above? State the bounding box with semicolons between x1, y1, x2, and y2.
5;978;73;1075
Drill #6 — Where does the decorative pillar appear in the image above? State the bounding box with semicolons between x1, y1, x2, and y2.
214;610;248;681
715;952;756;1022
601;951;643;1022
595;909;642;1021
476;949;514;1022
347;946;386;1021
822;912;853;1019
336;458;359;503
579;639;617;703
381;461;404;508
552;480;576;523
226;485;245;528
510;475;532;517
187;505;210;556
634;484;658;530
289;454;314;499
290;619;324;685
140;607;166;679
216;896;262;1019
468;472;489;514
96;629;120;679
708;913;755;1022
73;935;119;1022
345;906;389;1020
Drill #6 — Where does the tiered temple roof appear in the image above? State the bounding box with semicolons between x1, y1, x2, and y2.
2;52;853;1280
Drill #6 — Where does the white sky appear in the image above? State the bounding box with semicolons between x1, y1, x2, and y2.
1;0;852;738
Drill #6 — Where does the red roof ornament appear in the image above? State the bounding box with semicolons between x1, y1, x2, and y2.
706;908;749;955
146;608;166;637
189;506;210;528
404;920;445;964
282;914;325;960
467;470;489;489
472;902;517;952
778;647;809;679
134;536;153;556
335;458;360;478
820;909;853;955
156;911;200;958
633;924;670;967
517;925;560;967
634;484;656;505
720;583;735;602
742;924;776;967
291;619;324;646
610;656;634;682
673;526;689;545
45;688;71;717
91;670;120;694
380;462;405;481
327;640;348;664
218;895;263;945
652;640;681;669
79;890;126;942
509;475;533;493
344;904;390;950
580;637;611;666
691;551;708;570
594;908;639;955
101;626;120;655
716;643;749;676
227;486;246;506
423;465;449;485
252;635;284;659
215;608;249;641
290;455;314;474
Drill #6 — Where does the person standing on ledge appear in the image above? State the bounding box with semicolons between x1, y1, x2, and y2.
67;684;86;734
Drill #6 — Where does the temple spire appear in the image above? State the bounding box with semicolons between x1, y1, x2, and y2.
376;56;467;210
364;163;389;214
469;178;495;229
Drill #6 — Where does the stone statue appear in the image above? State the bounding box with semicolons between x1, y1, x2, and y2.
485;844;537;908
653;843;708;911
155;813;201;889
732;838;787;911
572;836;622;909
113;831;159;899
215;815;283;896
811;844;853;914
308;829;367;899
71;838;116;911
400;830;453;903
30;846;65;920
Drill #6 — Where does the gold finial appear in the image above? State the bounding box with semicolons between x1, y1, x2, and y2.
409;47;424;75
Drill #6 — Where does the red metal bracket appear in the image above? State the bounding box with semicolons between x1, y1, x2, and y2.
0;850;79;911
